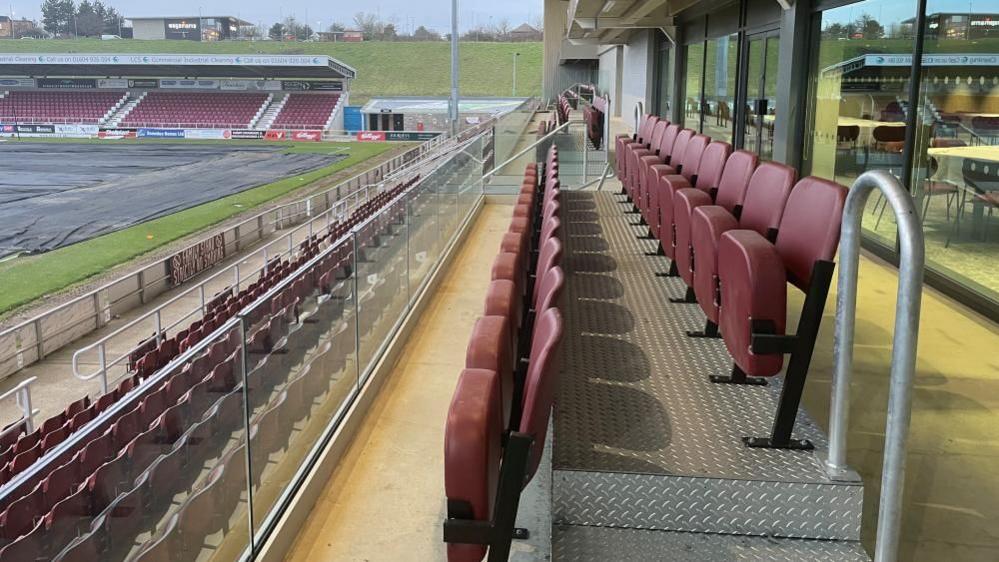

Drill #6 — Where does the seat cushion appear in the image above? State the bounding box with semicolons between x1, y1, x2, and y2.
484;279;521;356
636;153;666;214
653;173;690;257
444;368;503;562
491;252;524;297
691;205;740;323
673;188;714;287
718;230;787;377
466;316;514;428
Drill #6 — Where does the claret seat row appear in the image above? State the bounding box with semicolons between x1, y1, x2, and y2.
0;176;425;561
443;147;565;562
617;113;849;450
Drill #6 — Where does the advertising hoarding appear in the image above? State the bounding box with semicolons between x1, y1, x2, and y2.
137;128;185;139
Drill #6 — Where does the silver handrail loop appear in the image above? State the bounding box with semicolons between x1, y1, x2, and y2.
822;169;924;562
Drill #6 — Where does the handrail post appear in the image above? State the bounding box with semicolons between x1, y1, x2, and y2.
823;170;924;562
97;343;108;394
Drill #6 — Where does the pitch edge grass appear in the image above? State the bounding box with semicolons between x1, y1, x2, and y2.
0;141;396;316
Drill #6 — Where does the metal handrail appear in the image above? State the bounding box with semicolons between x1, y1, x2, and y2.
823;170;924;562
69;189;372;393
483;120;570;180
0;376;39;435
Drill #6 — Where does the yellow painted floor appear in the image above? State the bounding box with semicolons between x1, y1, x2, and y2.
284;203;512;562
798;251;999;561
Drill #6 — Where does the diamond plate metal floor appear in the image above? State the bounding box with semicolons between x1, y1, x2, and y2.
553;191;865;545
552;525;869;561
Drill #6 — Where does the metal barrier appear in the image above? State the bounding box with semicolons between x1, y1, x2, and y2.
70;191;365;393
0;376;38;435
823;170;925;562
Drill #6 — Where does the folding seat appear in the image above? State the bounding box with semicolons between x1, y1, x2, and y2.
0;422;24;454
646;133;711;235
79;430;113;477
63;397;90;422
670;146;751;311
690;162;797;328
465;316;514;429
490;252;526;302
41;423;69;453
633;123;681;208
212;390;245;449
0;518;43;561
716;177;847;451
94;390;118;415
117;375;136;397
88;451;130;513
101;482;144;557
10;441;41;476
624;120;669;200
113;405;145;452
42;459;81;513
443;308;563;561
52;530;102;562
45;485;94;551
442;368;503;562
139;388;168;431
126;428;165;477
0;484;43;541
615;114;656;183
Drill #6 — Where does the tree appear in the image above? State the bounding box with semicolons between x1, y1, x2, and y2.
328;21;346;32
381;23;398;41
75;0;103;36
353;12;383;37
855;14;884;39
41;0;74;35
413;25;440;41
269;22;285;40
494;19;511;40
243;25;262;39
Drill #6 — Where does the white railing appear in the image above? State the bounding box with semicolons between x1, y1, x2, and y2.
0;377;39;436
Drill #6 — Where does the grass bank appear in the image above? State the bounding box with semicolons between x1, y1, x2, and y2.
0;39;543;103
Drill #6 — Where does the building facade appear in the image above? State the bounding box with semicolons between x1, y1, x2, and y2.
128;16;250;41
548;0;999;320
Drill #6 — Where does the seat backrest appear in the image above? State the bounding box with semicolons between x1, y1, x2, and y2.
517;308;564;484
714;150;759;213
638;115;659;143
535;266;565;315
738;161;797;239
657;124;681;157
668;128;695;165
444;368;503;562
646;120;669;151
679;134;711;182
466;316;513;428
539;216;561;251
775;177;848;290
534;238;563;307
695;141;732;193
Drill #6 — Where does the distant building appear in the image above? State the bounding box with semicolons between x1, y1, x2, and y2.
0;16;40;39
127;16;252;41
509;23;542;41
316;30;364;42
900;12;999;39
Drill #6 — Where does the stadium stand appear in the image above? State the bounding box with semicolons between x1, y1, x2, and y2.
0;174;424;561
0;91;126;124
119;92;270;129
443;148;564;561
270;94;341;130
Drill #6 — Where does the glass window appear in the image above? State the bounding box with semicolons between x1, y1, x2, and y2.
802;0;917;246
912;0;999;303
657;46;674;117
684;43;705;131
702;34;739;143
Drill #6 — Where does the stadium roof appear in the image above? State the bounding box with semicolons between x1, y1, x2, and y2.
126;15;254;26
821;53;999;79
360;97;527;115
0;53;356;79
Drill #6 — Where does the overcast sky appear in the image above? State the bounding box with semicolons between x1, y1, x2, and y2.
11;0;543;34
